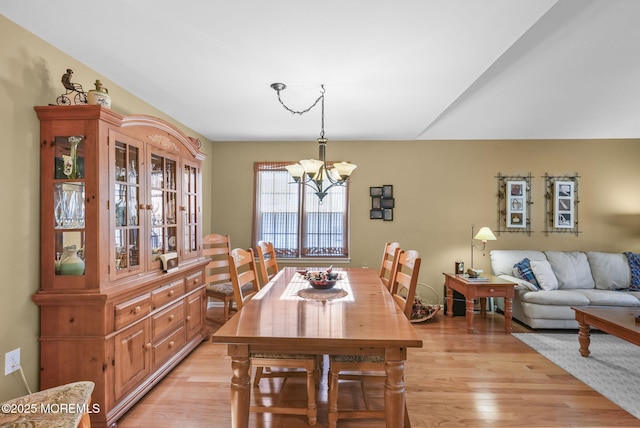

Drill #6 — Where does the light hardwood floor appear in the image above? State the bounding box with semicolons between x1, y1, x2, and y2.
116;307;639;427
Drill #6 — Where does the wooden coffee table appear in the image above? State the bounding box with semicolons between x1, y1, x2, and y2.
443;273;516;333
572;306;640;357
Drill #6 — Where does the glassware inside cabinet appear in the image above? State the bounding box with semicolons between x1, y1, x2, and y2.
54;182;85;229
114;140;140;273
54;136;84;180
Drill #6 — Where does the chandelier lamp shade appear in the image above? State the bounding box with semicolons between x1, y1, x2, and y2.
270;83;357;201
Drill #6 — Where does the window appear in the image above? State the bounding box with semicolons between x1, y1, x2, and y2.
253;162;350;259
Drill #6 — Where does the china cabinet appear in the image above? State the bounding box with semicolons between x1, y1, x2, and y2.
32;105;209;428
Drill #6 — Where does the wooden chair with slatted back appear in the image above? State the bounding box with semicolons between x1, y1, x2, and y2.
327;249;421;428
228;247;318;426
379;242;400;290
202;234;235;324
389;249;421;320
257;241;279;287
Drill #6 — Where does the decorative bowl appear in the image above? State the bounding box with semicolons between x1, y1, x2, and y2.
307;279;338;290
304;270;339;290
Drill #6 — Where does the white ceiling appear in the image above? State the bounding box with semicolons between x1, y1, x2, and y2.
3;0;640;142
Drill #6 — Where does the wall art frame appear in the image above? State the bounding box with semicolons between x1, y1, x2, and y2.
369;184;394;221
496;173;533;236
543;173;580;236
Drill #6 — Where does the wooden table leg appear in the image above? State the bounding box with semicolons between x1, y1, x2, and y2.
384;348;406;428
578;321;591;357
446;284;453;318
229;344;251;428
480;297;487;318
504;296;513;333
465;297;475;333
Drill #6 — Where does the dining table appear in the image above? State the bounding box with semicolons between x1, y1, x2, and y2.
211;266;423;428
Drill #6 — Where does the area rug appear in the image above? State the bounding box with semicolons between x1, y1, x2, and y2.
513;333;640;419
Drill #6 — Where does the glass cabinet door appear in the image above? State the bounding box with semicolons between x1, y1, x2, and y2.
182;160;199;261
110;132;143;279
53;136;86;276
148;151;178;268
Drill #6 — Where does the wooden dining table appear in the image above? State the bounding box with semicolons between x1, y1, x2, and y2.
212;266;423;428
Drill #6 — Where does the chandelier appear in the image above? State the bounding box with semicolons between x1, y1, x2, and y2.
270;83;357;202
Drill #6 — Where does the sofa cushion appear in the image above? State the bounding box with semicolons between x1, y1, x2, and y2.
544;251;594;290
586;252;631;290
490;250;547;277
530;260;558;291
624;252;640;290
512;258;539;289
519;289;589;306
572;289;640;306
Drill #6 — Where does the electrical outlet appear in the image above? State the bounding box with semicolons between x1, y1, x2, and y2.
4;348;20;376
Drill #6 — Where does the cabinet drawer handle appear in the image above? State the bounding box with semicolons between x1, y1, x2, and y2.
139;203;146;209
180;206;186;211
193;278;199;284
169;289;174;296
489;288;495;293
186;315;191;322
168;314;175;321
146;204;152;210
145;343;152;350
133;305;141;314
169;340;175;348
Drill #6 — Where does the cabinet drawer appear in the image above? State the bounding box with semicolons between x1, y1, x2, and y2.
152;301;184;341
152;279;184;309
186;271;204;292
152;326;185;367
115;293;152;330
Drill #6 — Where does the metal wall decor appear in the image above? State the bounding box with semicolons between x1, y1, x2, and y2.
543;173;580;236
370;185;394;221
496;173;533;236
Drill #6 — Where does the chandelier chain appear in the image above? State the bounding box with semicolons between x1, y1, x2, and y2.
275;85;325;117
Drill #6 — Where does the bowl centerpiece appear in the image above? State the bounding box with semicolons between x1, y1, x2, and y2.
303;269;339;290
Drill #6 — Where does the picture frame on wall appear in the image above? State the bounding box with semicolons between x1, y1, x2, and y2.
370;187;382;197
370;209;383;219
382;185;393;198
554;180;574;228
383;208;393;221
372;197;381;209
381;197;395;209
506;180;527;228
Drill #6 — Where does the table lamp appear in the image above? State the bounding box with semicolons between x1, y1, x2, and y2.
470;225;497;269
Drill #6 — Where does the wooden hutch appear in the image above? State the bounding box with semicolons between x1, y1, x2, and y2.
32;105;209;427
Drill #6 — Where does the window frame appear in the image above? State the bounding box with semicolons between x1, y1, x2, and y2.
252;161;351;260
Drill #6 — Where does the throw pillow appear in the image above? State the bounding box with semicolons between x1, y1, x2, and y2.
513;258;540;289
624;252;640;291
530;260;559;291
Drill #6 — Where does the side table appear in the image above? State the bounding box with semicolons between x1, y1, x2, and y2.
443;273;516;333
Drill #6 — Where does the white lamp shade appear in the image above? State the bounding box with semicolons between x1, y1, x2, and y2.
285;163;305;179
474;226;497;242
299;159;323;175
333;162;357;178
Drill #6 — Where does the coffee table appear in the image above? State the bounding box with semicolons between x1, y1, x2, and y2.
572;306;640;357
443;273;516;333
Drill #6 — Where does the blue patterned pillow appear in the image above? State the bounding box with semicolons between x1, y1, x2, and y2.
624;252;640;290
513;258;540;289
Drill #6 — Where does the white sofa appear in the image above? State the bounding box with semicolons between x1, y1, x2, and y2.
490;250;640;329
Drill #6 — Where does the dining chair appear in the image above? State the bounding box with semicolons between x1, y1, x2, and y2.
327;249;421;428
202;234;236;324
228;247;319;426
379;241;401;290
257;240;279;286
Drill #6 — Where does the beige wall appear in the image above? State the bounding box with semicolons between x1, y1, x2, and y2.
211;138;640;299
0;15;212;401
3;12;640;404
